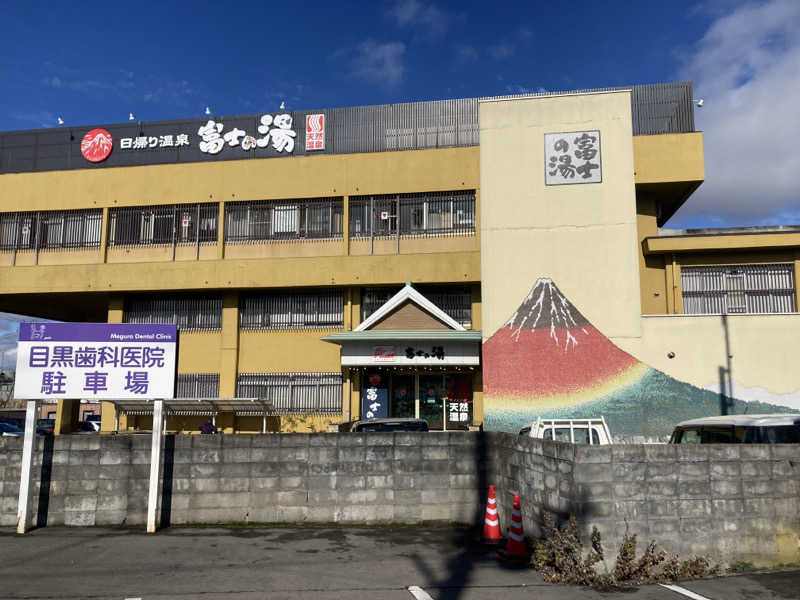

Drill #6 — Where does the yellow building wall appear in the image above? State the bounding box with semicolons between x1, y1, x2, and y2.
0;146;478;212
479;91;642;341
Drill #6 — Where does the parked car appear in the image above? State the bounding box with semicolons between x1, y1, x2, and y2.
0;422;24;436
0;416;25;429
669;414;800;444
76;421;100;433
518;417;613;445
351;418;429;432
36;418;55;434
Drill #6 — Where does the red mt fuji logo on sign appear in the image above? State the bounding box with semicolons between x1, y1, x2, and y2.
80;128;113;162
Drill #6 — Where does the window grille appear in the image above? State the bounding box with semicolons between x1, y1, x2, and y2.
0;209;102;251
236;372;342;413
123;294;223;330
224;197;343;242
349;190;475;238
176;373;219;398
361;285;472;326
240;291;344;329
681;264;796;314
107;203;217;247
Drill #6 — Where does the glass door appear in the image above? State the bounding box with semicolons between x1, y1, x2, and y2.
390;375;415;418
418;375;444;430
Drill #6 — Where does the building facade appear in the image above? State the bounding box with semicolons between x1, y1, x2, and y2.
1;82;798;437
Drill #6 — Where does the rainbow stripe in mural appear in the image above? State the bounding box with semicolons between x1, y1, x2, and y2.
483;278;791;436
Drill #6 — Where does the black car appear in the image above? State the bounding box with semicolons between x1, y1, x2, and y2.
350;418;429;432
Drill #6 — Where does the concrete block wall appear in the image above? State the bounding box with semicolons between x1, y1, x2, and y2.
0;432;490;528
2;432;799;565
569;443;800;565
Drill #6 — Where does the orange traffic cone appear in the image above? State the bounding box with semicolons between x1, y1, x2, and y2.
498;493;528;562
480;484;503;545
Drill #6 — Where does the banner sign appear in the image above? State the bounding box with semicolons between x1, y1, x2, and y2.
14;323;177;400
361;370;388;419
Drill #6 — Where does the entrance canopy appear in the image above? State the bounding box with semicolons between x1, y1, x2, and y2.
323;283;481;367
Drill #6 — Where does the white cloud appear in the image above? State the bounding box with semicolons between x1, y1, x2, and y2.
389;0;448;37
351;40;406;87
673;0;800;226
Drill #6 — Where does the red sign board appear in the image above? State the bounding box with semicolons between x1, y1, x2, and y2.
305;114;325;151
81;128;113;162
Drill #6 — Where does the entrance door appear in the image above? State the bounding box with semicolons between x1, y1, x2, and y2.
418;375;444;430
390;375;415;418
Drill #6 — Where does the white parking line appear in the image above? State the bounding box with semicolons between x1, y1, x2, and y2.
407;585;435;600
659;583;713;600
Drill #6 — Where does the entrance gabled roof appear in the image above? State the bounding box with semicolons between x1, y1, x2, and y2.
356;283;466;332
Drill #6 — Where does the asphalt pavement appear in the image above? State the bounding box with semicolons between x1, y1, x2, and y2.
0;526;797;599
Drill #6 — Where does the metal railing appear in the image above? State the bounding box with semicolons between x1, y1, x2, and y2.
107;203;217;247
0;209;102;251
240;291;344;329
236;372;342;413
123;294;223;330
361;285;472;326
225;197;343;242
681;264;797;314
176;373;220;398
349;191;475;238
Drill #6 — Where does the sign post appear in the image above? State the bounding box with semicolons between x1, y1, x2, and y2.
16;399;39;534
147;399;164;533
14;322;177;533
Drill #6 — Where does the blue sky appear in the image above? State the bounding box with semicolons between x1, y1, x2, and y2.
1;0;799;367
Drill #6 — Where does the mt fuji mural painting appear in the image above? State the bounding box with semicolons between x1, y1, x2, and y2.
483;278;792;437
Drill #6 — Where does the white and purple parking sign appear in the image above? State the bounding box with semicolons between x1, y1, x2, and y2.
14;323;177;400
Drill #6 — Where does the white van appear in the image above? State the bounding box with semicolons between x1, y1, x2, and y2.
518;417;612;445
670;414;800;444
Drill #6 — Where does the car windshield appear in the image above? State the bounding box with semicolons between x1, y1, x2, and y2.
542;426;600;444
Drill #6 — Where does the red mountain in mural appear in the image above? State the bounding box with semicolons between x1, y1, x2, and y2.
483;278;640;397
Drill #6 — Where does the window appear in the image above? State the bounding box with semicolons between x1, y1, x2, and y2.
176;373;219;398
681;264;796;314
225;198;343;242
360;285;472;327
0;209;102;251
349;190;475;238
236;372;342;413
108;203;217;247
240;291;343;329
123;294;222;330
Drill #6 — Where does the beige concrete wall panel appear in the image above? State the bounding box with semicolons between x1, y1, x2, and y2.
223;240;345;260
0;252;479;294
0;147;479;212
174;244;218;261
35;249;103;266
347;235;478;256
646;232;800;254
177;331;223;373
676;250;799;267
106;246;174;263
480;91;641;340
10;251;36;266
238;330;341;373
632;132;704;184
615;314;800;405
